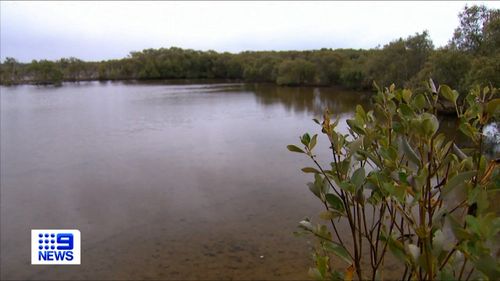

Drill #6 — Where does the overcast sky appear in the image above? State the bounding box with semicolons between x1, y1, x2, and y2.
1;1;499;62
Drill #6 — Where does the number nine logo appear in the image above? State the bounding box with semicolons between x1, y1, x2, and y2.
31;229;81;265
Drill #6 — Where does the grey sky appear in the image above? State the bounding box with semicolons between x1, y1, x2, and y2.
1;1;499;62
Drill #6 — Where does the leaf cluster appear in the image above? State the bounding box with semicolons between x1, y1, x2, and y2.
289;81;500;280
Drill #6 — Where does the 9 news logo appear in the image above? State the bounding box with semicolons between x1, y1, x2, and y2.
31;229;81;265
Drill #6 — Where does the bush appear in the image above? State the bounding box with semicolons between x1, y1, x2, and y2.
288;81;499;280
276;59;316;86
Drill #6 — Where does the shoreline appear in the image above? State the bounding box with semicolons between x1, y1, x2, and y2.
0;78;366;91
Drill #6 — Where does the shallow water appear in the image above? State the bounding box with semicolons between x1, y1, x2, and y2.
1;81;372;280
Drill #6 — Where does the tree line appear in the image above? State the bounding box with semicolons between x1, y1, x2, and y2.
1;5;498;93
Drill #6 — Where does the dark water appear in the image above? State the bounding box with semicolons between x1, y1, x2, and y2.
0;81;372;280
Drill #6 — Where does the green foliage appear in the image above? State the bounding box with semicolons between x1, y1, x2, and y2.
0;5;497;92
367;31;434;89
289;83;499;280
29;60;63;86
57;57;85;81
276;59;316;86
415;49;472;93
466;53;500;87
449;5;500;55
0;57;20;85
339;56;368;90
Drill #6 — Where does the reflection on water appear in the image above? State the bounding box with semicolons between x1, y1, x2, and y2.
1;81;491;280
248;83;372;116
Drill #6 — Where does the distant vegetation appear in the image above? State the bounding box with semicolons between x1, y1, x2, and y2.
1;5;498;93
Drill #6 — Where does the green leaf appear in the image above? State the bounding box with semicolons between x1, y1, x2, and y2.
393;184;406;203
421;113;439;137
380;146;398;161
459;122;478;141
346;119;365;135
347;137;363;157
401;137;421;167
402;89;413;103
339;158;351;176
485;98;500;116
475;188;489;214
309;134;318;151
475;255;500;280
323;241;351;264
287;145;305;153
398;103;414;116
351;167;365;189
440;84;458;104
355;105;367;121
382;233;408;264
465;215;481;236
442;170;476;197
357;150;382;167
449;215;473;240
301;167;320;174
381;182;395;197
315;255;329;278
317;225;332;240
301;133;311;146
308;174;326;199
392;121;404;134
413;93;427;110
308;182;321;199
319;210;343;220
368;189;383;205
325;193;345;212
339;181;355;193
437;268;455;281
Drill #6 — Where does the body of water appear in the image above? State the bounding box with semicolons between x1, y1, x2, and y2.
1;81;371;280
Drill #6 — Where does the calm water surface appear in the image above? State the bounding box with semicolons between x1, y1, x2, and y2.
0;82;371;280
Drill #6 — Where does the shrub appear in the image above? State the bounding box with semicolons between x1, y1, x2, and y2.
288;80;499;280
